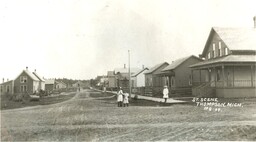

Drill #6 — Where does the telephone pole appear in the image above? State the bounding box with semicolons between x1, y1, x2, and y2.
128;50;131;97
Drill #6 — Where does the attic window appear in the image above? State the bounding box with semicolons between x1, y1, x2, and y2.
212;44;216;58
224;48;228;55
208;52;211;59
218;42;222;56
20;76;27;83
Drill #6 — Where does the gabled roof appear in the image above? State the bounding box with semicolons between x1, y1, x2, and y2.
15;70;40;81
0;80;13;85
202;27;256;56
33;72;45;82
144;62;169;74
132;68;149;77
162;55;202;71
190;54;256;68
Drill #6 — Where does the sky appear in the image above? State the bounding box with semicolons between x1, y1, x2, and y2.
0;0;256;80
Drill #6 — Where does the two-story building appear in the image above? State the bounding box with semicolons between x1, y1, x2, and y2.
190;24;256;98
14;67;41;94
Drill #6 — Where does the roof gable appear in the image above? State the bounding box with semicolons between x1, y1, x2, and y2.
33;72;45;82
132;68;149;77
202;27;256;56
144;62;169;74
15;70;40;81
162;55;202;71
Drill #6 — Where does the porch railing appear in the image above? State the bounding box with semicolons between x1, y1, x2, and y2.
216;80;255;88
192;82;215;97
194;80;255;88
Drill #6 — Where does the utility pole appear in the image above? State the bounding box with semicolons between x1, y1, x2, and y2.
128;50;131;97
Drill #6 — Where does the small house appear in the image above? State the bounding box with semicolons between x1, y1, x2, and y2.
144;62;169;95
157;55;204;96
45;79;56;92
0;79;14;95
131;67;149;87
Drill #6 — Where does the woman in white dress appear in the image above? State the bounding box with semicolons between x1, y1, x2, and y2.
117;87;123;107
163;86;169;103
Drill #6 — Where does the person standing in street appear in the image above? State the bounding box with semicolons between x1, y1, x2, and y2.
163;85;169;103
123;93;129;107
117;87;124;107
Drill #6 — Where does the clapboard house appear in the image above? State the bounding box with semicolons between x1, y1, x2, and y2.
190;18;256;98
156;55;204;96
144;62;169;96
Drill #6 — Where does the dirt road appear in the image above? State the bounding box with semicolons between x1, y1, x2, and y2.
1;90;256;141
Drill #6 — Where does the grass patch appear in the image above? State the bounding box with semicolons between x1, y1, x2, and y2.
1;92;76;110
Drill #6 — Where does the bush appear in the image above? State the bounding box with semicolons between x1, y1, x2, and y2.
133;94;138;100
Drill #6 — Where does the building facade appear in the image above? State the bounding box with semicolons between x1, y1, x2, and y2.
190;26;256;98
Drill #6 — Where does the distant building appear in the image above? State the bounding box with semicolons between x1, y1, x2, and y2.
190;21;256;98
131;67;148;87
45;79;56;92
56;81;67;89
0;79;14;95
106;71;116;88
114;64;140;88
33;70;45;91
13;67;42;94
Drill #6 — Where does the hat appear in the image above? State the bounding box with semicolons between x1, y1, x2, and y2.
164;85;167;88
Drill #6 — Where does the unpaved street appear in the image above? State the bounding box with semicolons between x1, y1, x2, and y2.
1;90;256;141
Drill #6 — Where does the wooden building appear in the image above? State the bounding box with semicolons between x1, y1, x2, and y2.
190;26;256;98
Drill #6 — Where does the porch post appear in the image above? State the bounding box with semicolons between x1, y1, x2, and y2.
191;70;193;86
222;65;225;87
233;66;235;87
199;69;202;84
214;67;216;87
251;65;253;87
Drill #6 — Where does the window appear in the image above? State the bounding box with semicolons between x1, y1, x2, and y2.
0;86;2;92
218;42;222;56
208;52;211;59
20;85;27;92
224;47;228;55
212;44;216;58
6;85;9;92
20;76;27;83
189;75;192;85
217;70;221;81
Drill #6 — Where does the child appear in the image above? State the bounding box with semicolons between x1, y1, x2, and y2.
117;87;123;107
123;93;129;107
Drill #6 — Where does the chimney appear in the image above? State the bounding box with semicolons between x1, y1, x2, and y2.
34;69;36;72
124;64;126;69
142;65;145;69
26;66;28;71
7;78;9;81
254;16;256;28
2;78;4;83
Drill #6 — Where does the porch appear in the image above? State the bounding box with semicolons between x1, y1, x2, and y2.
191;63;256;98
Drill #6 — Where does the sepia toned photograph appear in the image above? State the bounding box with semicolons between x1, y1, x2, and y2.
0;0;256;141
